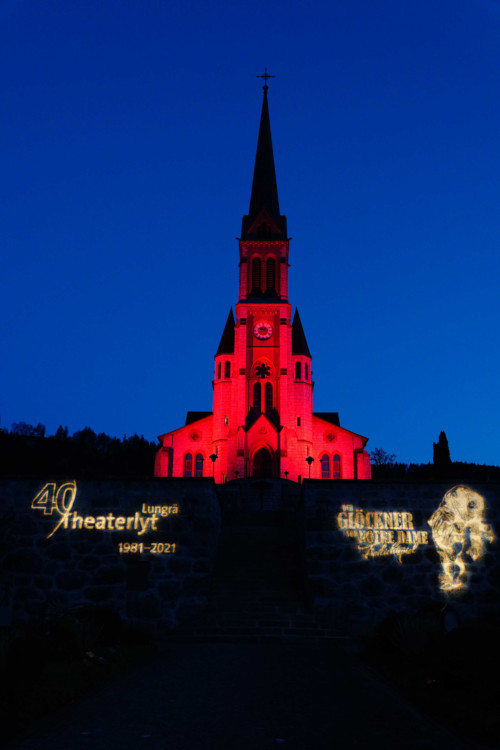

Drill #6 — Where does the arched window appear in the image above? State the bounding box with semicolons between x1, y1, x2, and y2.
264;382;273;413
195;453;204;477
224;361;231;378
184;453;193;477
217;362;221;379
332;454;341;479
252;258;261;291
253;382;261;411
295;361;302;379
320;454;330;478
304;363;309;380
266;258;276;291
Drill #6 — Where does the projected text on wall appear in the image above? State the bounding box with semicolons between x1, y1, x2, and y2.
337;506;429;562
30;481;178;554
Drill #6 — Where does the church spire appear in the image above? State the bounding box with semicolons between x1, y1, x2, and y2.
241;79;287;240
215;308;235;355
292;309;311;357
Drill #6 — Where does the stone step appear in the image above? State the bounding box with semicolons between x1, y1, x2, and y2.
191;613;318;626
178;600;335;631
207;592;302;603
170;626;348;644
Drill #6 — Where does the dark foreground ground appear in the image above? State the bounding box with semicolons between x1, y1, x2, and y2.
2;640;487;750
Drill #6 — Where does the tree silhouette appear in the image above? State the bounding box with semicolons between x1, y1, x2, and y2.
370;447;396;465
0;424;157;478
11;421;46;437
433;431;451;478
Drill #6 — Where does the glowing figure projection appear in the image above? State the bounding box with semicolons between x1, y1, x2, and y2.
428;486;495;593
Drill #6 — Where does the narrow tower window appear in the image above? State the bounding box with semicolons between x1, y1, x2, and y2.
320;454;330;478
304;363;309;380
266;258;276;292
251;258;261;292
295;362;302;379
224;361;231;378
264;382;273;413
253;382;261;411
184;453;193;477
217;362;221;379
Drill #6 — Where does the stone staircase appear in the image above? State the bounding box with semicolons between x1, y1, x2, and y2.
172;508;344;643
216;477;301;515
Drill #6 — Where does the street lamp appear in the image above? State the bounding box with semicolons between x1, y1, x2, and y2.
305;456;314;478
209;453;218;478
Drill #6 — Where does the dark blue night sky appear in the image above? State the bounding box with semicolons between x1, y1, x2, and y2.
2;0;499;466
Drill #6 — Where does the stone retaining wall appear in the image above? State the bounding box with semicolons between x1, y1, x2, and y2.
2;478;499;639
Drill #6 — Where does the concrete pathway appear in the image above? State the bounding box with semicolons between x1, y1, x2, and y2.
4;641;479;750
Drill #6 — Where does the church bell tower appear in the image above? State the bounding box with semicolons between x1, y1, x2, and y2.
155;79;371;483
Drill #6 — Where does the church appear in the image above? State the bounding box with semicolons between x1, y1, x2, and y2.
155;82;371;483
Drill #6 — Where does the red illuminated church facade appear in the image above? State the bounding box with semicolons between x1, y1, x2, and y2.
155;85;371;483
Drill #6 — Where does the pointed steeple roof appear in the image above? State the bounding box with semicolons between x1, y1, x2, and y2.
241;86;287;240
215;308;235;355
292;309;311;357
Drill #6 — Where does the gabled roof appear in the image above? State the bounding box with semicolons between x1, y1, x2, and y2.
312;412;369;447
313;412;340;427
157;411;213;441
185;411;212;426
292;309;311;357
215;309;235;355
242;207;284;240
241;87;287;240
245;411;281;435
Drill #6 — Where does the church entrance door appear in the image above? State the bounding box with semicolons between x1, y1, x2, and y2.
252;447;273;478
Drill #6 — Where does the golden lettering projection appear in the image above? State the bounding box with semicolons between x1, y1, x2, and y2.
337;506;429;562
337;486;495;594
428;486;495;592
31;481;78;539
31;482;178;553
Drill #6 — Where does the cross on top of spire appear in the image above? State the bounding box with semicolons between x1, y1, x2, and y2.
241;67;287;240
256;67;275;91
